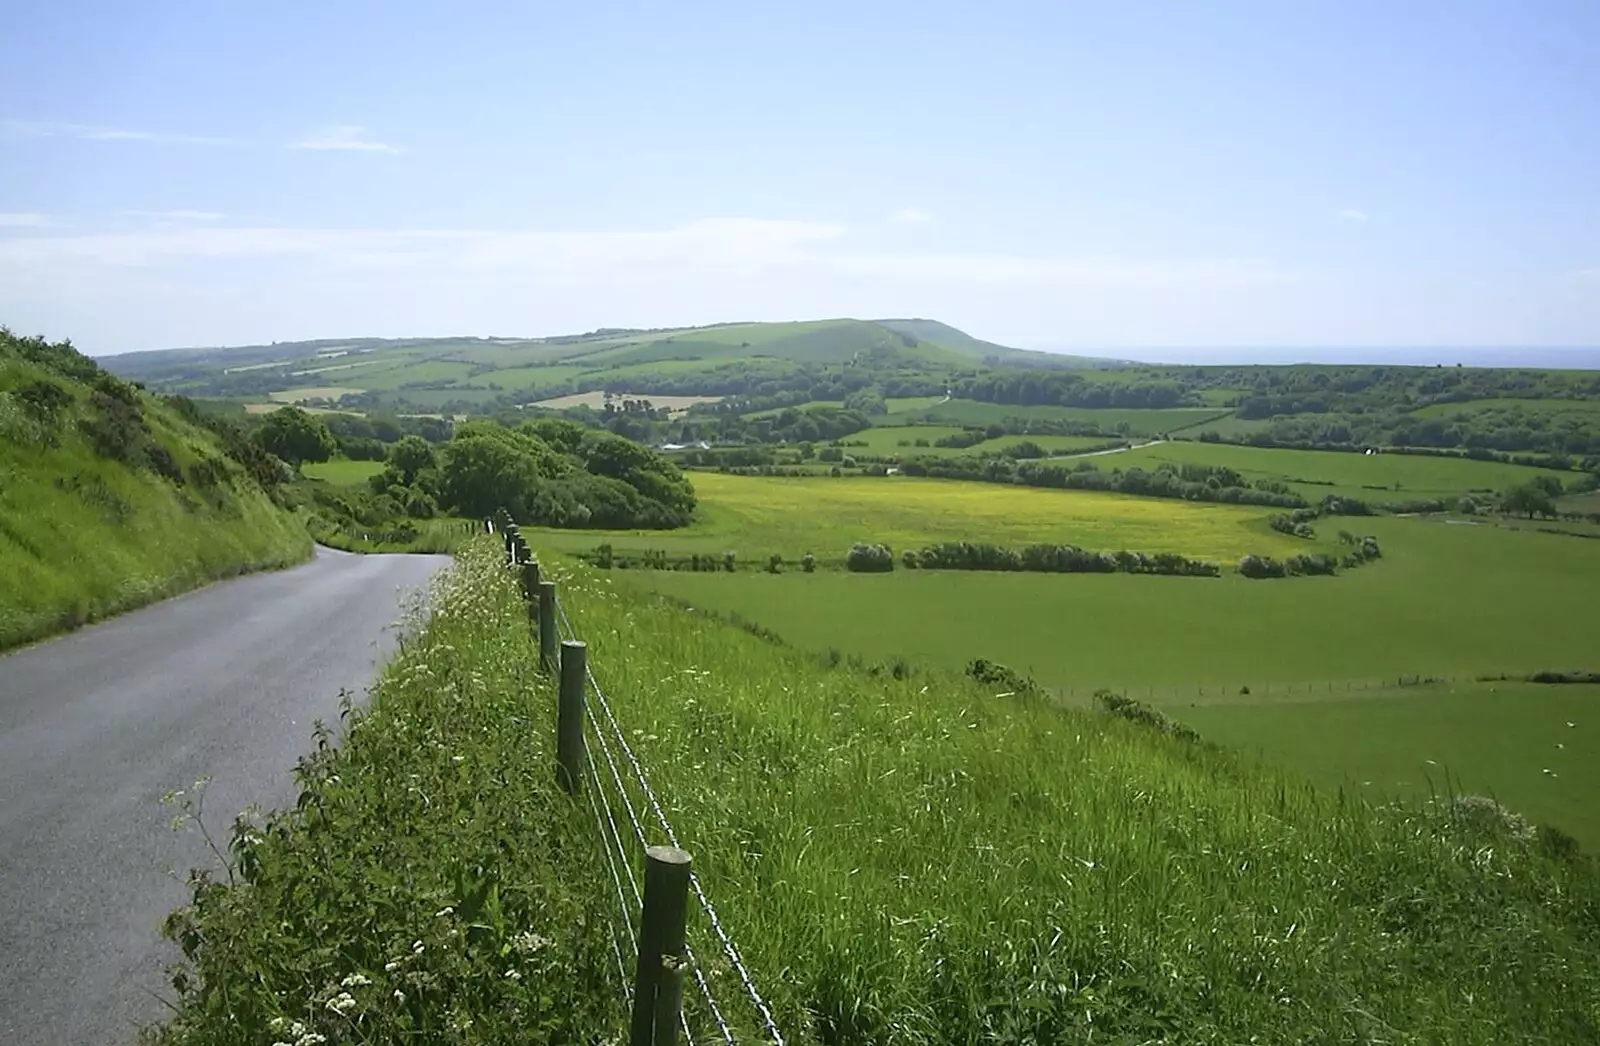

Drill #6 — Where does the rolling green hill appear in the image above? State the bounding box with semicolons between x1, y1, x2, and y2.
0;329;311;649
103;319;1106;415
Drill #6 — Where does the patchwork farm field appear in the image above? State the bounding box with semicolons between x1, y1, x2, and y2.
521;471;1313;562
1111;440;1572;500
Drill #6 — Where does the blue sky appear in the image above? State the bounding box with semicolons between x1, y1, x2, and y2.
1;1;1596;359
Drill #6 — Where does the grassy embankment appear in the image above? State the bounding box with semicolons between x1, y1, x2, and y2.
151;540;1600;1044
0;331;310;649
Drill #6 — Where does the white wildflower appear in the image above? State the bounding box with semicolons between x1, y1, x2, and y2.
269;1017;290;1031
505;968;522;980
326;991;358;1013
435;905;454;917
384;959;402;972
393;989;406;1004
340;972;372;988
413;939;425;953
512;930;553;954
295;1035;327;1046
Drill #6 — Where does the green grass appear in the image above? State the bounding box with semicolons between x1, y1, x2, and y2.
621;516;1598;692
911;399;1230;435
839;424;968;453
840;426;1117;458
1182;682;1600;848
522;471;1313;563
1410;397;1600;419
0;335;312;650
1117;439;1572;500
150;540;1600;1044
300;458;386;484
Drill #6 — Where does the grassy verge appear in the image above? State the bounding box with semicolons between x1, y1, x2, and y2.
153;540;1600;1043
1;332;312;650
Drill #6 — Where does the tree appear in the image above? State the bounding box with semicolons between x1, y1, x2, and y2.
255;406;334;465
1500;483;1556;520
388;435;437;485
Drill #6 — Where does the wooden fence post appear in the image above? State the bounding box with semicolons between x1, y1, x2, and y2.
557;640;586;794
519;559;541;614
538;581;558;674
630;845;692;1046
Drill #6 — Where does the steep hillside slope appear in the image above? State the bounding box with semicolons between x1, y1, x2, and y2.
0;330;311;649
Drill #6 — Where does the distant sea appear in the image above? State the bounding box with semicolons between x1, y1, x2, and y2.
1044;347;1600;369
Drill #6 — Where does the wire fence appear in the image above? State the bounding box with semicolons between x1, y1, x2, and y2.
492;507;783;1045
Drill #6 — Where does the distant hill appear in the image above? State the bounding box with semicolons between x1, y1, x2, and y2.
103;319;1120;415
0;329;310;649
874;318;1126;367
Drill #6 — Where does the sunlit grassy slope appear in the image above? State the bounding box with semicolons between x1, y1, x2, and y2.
0;331;310;649
152;542;1600;1044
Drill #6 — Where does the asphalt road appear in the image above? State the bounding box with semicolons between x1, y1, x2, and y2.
0;547;449;1046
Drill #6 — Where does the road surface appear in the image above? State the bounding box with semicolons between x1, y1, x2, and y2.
0;547;449;1046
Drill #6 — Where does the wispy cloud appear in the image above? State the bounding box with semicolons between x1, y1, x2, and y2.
891;207;932;225
1579;267;1600;279
1338;208;1369;222
0;212;51;228
0;217;1291;291
290;125;402;154
121;210;226;223
3;120;235;145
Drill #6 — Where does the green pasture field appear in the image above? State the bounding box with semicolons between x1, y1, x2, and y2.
1181;682;1600;848
742;396;941;420
838;424;967;453
300;458;386;484
911;398;1230;435
1114;440;1573;500
619;516;1597;692
973;433;1122;455
841;426;1116;458
461;363;592;390
1180;413;1271;439
1410;397;1600;419
345;359;478;390
522;471;1313;562
741;399;844;419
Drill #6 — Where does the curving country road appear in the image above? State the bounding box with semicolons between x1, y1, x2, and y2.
0;547;449;1046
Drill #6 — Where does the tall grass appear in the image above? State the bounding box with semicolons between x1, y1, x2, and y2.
154;540;1600;1044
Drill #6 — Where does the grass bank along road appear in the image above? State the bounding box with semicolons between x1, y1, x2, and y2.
0;547;447;1046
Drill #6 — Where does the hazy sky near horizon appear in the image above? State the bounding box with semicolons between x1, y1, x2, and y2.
1;1;1597;357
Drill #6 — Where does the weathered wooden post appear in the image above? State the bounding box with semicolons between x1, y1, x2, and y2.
519;558;541;614
629;845;692;1046
538;581;558;674
557;640;586;794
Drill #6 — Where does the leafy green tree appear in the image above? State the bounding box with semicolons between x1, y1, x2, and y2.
1500;483;1556;519
388;435;437;485
255;406;335;465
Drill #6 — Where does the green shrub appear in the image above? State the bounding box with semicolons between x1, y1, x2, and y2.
844;542;894;572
